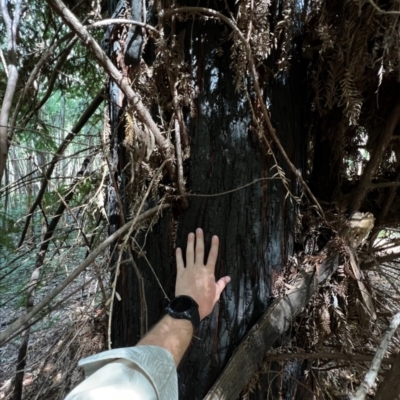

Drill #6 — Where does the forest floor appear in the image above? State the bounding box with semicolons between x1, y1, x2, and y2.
1;240;400;399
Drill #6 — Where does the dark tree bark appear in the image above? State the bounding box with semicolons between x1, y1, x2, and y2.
109;2;309;399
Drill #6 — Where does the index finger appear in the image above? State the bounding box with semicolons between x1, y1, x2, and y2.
206;235;219;271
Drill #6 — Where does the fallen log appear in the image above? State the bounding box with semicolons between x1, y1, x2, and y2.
204;212;375;400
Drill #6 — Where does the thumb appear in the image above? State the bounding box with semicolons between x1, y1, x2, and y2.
215;276;231;300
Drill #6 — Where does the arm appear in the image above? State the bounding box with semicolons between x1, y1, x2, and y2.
65;228;230;400
137;228;231;365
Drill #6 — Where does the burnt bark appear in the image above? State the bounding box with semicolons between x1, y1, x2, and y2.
110;4;309;399
124;0;144;67
310;110;343;202
204;247;339;400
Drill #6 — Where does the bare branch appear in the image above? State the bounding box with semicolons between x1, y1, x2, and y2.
45;0;175;178
18;91;104;247
368;181;400;189
203;250;339;399
28;36;79;117
9;32;75;140
13;158;90;400
367;0;400;15
0;204;170;346
349;102;400;213
352;312;400;400
264;351;396;364
204;212;374;399
87;18;159;35
361;252;400;270
107;160;168;348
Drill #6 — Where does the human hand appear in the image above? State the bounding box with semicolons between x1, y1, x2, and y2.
175;228;231;320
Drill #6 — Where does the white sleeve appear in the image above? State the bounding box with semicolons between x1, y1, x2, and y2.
65;345;178;400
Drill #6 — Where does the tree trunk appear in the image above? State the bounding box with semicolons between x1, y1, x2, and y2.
0;0;23;183
110;3;309;399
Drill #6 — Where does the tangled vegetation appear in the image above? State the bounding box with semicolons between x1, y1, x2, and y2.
1;0;400;399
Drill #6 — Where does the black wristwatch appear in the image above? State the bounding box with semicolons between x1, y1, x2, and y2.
165;295;201;329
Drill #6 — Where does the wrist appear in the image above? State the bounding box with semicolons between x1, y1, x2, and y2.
163;315;193;332
166;295;201;329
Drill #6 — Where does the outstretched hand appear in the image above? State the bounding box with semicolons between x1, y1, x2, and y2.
175;228;231;320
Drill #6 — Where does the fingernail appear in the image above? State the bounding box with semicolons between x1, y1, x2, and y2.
196;228;203;234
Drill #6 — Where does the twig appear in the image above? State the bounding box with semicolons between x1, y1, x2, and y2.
10;30;75;137
164;29;189;204
349;102;400;213
23;36;79;125
87;18;159;35
367;0;400;15
244;86;298;204
18;91;104;247
132;238;170;301
35;157;107;305
373;260;400;297
180;177;280;197
264;351;396;364
0;204;170;346
368;181;400;189
107;160;168;348
45;0;175;178
246;0;254;42
351;312;400;400
162;7;325;220
173;118;188;206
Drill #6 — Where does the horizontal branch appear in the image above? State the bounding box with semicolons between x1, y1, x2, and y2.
0;204;169;346
368;181;400;189
87;18;159;35
265;352;396;365
361;252;400;270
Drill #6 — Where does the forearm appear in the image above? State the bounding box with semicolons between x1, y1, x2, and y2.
137;315;193;366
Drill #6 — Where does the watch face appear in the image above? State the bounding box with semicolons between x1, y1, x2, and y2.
166;296;200;329
171;295;194;312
